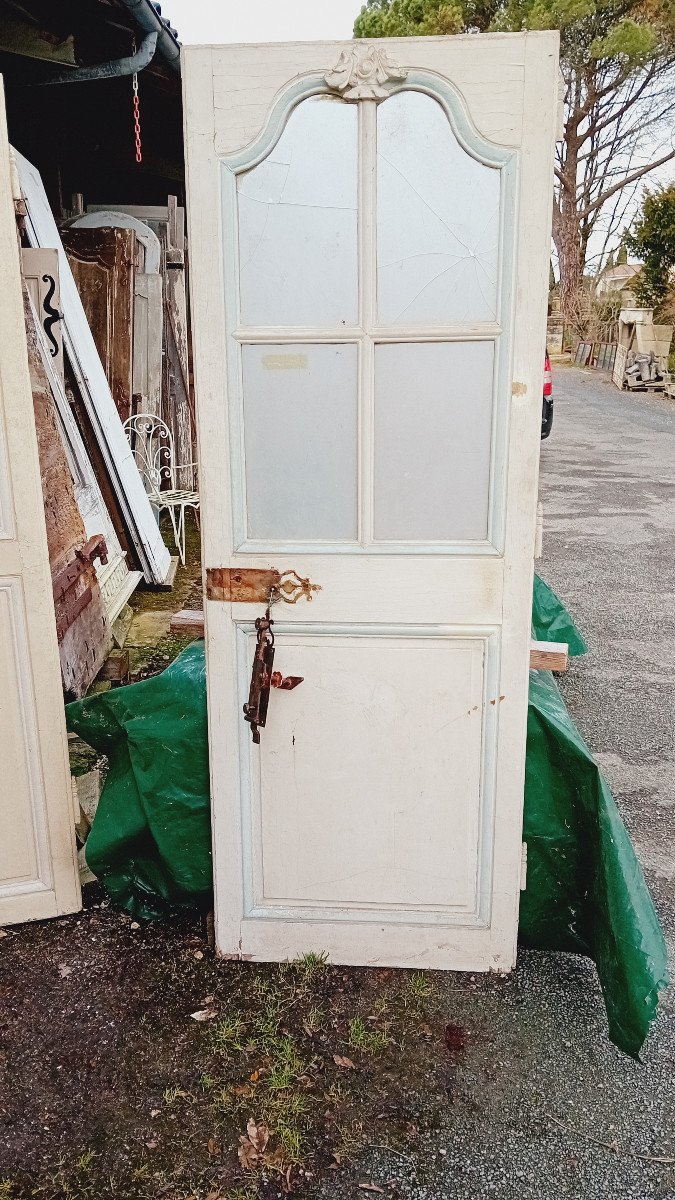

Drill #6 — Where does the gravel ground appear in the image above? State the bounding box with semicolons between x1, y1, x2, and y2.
315;367;675;1200
0;367;673;1200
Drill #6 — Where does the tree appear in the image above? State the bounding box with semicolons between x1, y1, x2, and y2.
354;0;675;323
626;183;675;309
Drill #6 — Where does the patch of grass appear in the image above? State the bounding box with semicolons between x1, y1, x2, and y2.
212;1014;247;1055
332;1119;366;1162
403;971;434;1009
324;1079;349;1107
292;950;329;983
303;1003;324;1033
0;1183;16;1200
348;1015;389;1054
276;1120;304;1164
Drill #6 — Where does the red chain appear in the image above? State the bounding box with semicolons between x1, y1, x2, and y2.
132;70;142;163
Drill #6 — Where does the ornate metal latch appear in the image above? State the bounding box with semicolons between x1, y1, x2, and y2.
234;570;319;744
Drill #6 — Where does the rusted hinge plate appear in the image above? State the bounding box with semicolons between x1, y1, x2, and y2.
206;567;280;603
206;567;321;604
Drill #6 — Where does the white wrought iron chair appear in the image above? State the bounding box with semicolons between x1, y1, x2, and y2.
123;414;199;566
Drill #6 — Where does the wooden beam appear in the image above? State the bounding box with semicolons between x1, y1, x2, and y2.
170;608;205;638
529;640;569;672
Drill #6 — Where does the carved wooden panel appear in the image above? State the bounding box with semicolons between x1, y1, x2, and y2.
62;225;136;421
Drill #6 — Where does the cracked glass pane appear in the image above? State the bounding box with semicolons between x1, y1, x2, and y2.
242;343;358;541
374;342;495;541
377;91;500;325
238;97;358;327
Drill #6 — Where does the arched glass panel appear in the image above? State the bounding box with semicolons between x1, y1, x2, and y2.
377;91;500;325
237;97;358;327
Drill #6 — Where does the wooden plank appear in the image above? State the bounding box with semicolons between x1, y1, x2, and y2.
170;608;205;637
529;640;568;672
24;290;111;697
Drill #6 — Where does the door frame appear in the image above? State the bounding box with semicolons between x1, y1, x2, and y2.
0;86;80;925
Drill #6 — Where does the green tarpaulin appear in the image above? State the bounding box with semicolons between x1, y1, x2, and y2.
66;577;667;1058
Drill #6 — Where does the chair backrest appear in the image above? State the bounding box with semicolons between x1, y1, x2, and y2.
123;414;176;497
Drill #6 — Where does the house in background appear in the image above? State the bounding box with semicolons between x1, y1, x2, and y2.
594;261;642;297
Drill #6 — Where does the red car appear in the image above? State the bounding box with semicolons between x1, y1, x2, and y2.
541;349;553;438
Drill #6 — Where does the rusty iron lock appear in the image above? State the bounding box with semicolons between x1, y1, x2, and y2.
243;606;304;744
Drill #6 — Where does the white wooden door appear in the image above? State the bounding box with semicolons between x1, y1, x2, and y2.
0;85;80;924
183;34;559;970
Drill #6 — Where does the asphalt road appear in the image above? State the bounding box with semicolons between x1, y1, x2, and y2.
539;365;675;953
319;366;675;1200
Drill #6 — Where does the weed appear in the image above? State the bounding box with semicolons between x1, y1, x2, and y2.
403;971;434;1008
0;1183;15;1200
292;950;329;983
262;1090;310;1125
348;1015;389;1054
266;1036;304;1090
324;1080;349;1107
333;1119;365;1161
215;1084;252;1115
276;1121;304;1163
74;1151;97;1172
304;1003;324;1033
212;1014;247;1054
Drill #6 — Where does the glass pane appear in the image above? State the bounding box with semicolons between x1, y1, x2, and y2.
373;342;495;541
238;98;358;327
377;92;500;325
242;343;358;541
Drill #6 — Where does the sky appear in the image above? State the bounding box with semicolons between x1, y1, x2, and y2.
161;0;360;44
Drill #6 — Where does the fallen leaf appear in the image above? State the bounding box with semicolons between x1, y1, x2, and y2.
207;1136;221;1156
0;930;8;939
58;965;72;978
246;1117;270;1153
130;922;140;931
193;950;204;960
150;1109;160;1118
249;1070;259;1083
206;1191;222;1200
333;1054;356;1069
190;1008;217;1022
145;1139;158;1150
203;994;215;1004
238;1138;258;1170
358;1184;385;1194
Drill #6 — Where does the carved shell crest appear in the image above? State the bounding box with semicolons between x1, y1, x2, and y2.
324;45;407;101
